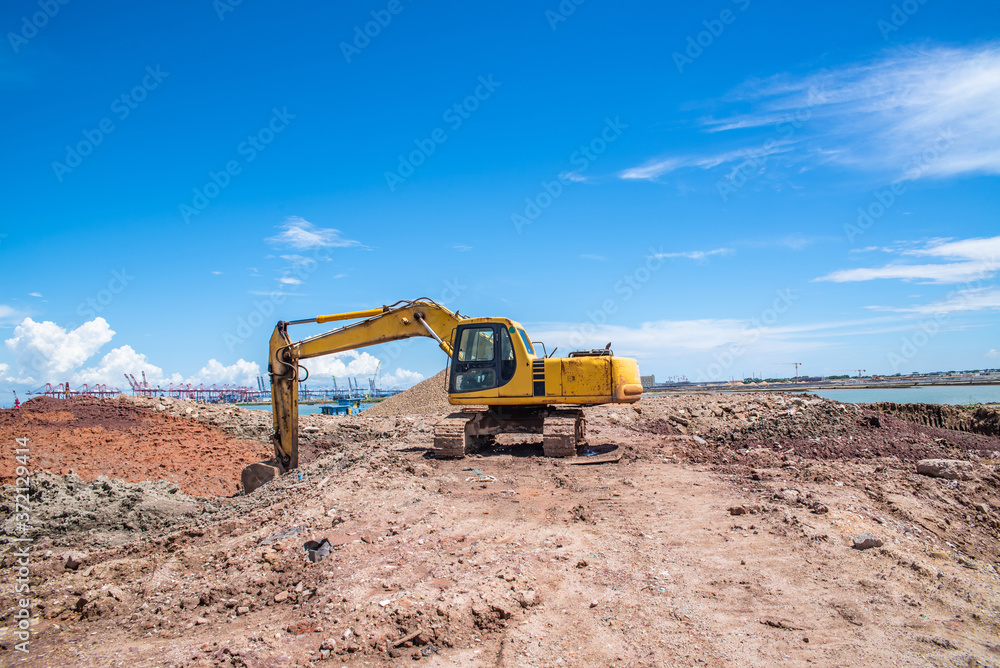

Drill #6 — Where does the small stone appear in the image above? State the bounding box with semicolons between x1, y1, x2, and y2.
576;560;588;569
589;600;598;608
916;459;974;481
853;533;884;550
274;591;290;603
781;489;801;504
64;552;87;571
236;606;250;615
515;590;539;608
728;506;746;516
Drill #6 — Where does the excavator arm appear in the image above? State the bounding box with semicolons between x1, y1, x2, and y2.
242;299;465;493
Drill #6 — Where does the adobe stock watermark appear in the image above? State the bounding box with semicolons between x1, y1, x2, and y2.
545;0;586;30
224;247;327;352
340;0;413;63
696;288;799;381
180;107;295;223
7;0;70;53
564;249;665;349
844;127;956;243
51;65;169;182
878;0;928;40
75;268;134;320
384;75;501;192
511;116;627;234
715;91;821;202
673;0;751;73
213;0;245;21
10;436;33;654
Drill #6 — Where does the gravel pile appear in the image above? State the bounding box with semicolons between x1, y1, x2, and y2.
364;369;473;416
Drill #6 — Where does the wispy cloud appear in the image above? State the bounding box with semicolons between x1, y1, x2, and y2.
652;247;733;261
707;43;1000;178
816;236;1000;284
867;287;1000;314
266;216;362;250
620;144;795;181
622;43;1000;184
452;244;472;252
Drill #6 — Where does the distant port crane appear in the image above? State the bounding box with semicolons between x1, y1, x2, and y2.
775;362;803;382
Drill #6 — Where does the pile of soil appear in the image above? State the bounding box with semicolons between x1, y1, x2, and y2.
0;396;269;497
0;471;210;550
364;369;458;416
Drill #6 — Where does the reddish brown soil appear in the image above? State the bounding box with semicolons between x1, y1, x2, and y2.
2;393;999;667
0;396;269;497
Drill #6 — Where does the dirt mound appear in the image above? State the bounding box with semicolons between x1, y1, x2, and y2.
867;401;1000;438
0;396;269;497
0;471;210;550
364;369;468;416
124;395;274;442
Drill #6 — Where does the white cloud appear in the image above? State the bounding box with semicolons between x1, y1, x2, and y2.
905;235;1000;262
818;262;994;284
266;216;362;250
452;244;472;252
379;368;424;389
279;277;303;285
652;248;733;261
299;351;423;389
620;144;795;181
707;43;1000;178
303;350;383;378
28;292;42;298
817;235;1000;284
5;317;115;383
0;363;8;380
74;345;182;388
985;348;999;359
211;271;222;275
867;287;1000;315
185;358;260;386
0;305;26;325
624;44;1000;185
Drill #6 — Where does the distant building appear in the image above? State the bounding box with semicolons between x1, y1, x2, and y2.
640;374;656;388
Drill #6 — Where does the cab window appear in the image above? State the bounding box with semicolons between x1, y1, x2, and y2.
500;327;516;382
457;327;494;362
516;328;535;356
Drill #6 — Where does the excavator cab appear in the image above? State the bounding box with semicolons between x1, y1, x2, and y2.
449;323;518;393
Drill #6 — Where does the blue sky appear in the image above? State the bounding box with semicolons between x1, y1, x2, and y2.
1;1;998;400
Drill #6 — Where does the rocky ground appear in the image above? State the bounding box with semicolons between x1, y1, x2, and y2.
1;390;999;667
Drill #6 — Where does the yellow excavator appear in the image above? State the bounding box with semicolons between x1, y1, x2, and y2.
241;299;643;493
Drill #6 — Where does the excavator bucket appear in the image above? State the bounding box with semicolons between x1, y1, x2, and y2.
241;459;283;495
